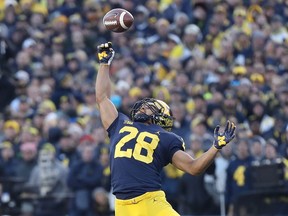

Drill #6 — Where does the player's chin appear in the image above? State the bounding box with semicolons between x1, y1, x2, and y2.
134;113;151;123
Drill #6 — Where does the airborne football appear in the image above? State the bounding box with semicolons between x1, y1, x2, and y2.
103;8;134;33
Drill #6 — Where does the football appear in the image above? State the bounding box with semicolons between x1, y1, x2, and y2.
103;8;134;33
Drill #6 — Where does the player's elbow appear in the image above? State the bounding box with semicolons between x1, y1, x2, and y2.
189;168;205;176
95;93;106;105
95;94;102;104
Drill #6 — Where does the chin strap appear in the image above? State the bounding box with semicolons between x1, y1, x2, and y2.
134;113;151;123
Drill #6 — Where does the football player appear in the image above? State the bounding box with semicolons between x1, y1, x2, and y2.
96;42;236;216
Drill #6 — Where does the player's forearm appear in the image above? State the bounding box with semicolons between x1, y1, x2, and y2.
95;64;112;104
189;146;219;175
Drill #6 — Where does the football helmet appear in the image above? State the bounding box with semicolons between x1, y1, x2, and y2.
130;98;174;131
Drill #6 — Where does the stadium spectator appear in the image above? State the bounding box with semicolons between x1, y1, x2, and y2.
13;141;38;215
225;138;254;216
23;143;69;216
178;136;218;215
92;187;113;216
67;144;104;216
0;141;17;193
250;135;265;162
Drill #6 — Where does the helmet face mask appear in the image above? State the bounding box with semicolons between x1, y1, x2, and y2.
130;98;174;131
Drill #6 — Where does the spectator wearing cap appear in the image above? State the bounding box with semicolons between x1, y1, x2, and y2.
203;19;225;57
129;37;149;64
9;70;31;102
230;65;248;87
269;15;288;44
10;95;34;121
233;31;253;65
14;123;38;156
152;86;171;104
2;0;17;28
50;36;65;54
30;3;48;29
18;126;40;149
67;144;104;216
24;143;69;216
56;128;80;168
22;38;37;51
14;70;30;87
182;24;204;58
147;18;181;53
134;5;155;38
40;112;59;145
69;13;83;30
225;6;251;40
211;4;230;31
3;120;20;144
250;72;266;90
51;15;68;35
170;11;190;38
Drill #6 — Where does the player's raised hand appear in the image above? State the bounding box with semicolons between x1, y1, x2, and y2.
97;42;115;65
213;120;236;150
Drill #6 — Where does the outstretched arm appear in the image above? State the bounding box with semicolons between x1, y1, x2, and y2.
95;42;118;130
172;121;236;175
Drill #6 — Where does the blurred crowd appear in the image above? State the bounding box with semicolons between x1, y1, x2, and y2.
0;0;288;215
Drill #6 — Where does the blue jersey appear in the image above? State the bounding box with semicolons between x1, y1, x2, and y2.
107;113;185;199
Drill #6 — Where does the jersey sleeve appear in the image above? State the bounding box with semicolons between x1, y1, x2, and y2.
167;134;186;163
